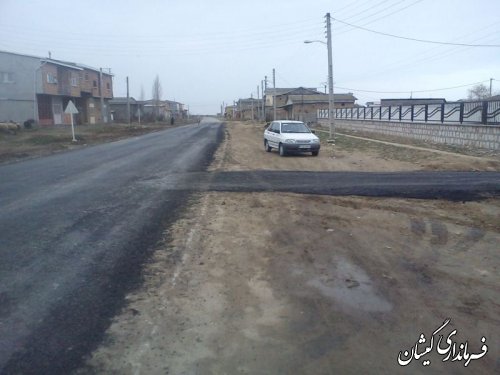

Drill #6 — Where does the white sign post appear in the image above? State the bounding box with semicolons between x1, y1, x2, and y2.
64;100;78;142
64;100;79;142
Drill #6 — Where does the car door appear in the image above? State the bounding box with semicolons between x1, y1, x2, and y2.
264;122;272;146
266;122;278;147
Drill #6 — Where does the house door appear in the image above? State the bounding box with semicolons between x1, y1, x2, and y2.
52;97;63;124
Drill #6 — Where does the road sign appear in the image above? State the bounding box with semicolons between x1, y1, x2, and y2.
64;100;78;141
64;100;79;114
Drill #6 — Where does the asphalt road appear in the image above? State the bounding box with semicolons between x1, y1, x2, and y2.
204;170;500;201
1;119;499;374
0;120;224;374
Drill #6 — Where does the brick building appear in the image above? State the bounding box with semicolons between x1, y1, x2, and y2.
0;50;113;125
264;87;357;122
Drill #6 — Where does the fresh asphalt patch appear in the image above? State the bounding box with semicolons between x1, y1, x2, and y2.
145;170;500;201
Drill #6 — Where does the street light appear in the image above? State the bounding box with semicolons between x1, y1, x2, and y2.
304;40;326;45
304;15;335;142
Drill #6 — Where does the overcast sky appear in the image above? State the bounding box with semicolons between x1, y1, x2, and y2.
1;0;499;114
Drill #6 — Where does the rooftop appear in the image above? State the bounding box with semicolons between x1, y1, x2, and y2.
265;87;322;96
0;49;112;75
286;93;357;104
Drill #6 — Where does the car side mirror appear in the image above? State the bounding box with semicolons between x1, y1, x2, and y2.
311;130;316;134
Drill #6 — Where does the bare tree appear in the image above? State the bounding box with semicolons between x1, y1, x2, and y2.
152;75;162;121
467;83;490;100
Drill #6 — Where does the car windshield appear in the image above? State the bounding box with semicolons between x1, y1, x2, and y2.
281;123;310;133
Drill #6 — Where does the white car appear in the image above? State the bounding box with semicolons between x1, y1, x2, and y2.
264;120;320;156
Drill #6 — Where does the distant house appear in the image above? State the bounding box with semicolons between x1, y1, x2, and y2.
380;98;446;106
264;87;321;120
164;100;187;119
224;105;235;119
263;87;357;122
109;97;143;122
235;98;263;120
141;99;186;121
0;50;113;125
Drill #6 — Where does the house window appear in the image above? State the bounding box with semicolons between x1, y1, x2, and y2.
71;74;78;87
46;73;57;84
85;72;89;81
93;80;97;88
106;82;110;90
0;72;14;83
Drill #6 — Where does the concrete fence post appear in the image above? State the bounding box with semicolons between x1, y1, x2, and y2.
481;101;488;124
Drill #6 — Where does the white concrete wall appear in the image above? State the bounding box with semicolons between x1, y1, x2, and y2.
319;119;500;151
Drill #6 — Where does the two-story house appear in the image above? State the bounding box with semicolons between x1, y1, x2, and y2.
264;87;357;122
140;99;187;122
0;50;113;126
236;98;264;120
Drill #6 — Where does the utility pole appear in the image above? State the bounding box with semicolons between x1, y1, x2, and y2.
261;80;264;121
273;68;276;121
263;76;268;122
326;13;335;140
251;94;254;120
126;76;130;125
100;68;106;124
257;85;260;121
490;78;494;97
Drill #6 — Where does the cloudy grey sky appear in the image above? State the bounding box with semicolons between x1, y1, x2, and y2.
1;0;499;114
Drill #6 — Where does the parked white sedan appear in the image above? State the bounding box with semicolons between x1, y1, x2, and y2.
264;120;320;156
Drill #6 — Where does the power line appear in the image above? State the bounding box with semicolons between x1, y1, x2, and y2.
335;0;424;35
339;0;394;22
332;0;383;20
335;80;490;94
331;17;500;47
0;23;324;57
333;0;367;14
339;26;500;83
334;0;407;33
0;17;322;42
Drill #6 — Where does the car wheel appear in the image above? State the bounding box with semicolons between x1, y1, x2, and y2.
264;140;271;152
279;144;286;157
312;150;319;156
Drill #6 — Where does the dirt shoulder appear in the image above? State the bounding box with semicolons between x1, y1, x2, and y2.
209;121;500;172
78;121;499;374
0;121;197;165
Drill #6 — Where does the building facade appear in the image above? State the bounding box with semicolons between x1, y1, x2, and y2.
263;87;357;122
141;99;187;122
0;50;113;126
109;97;142;122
